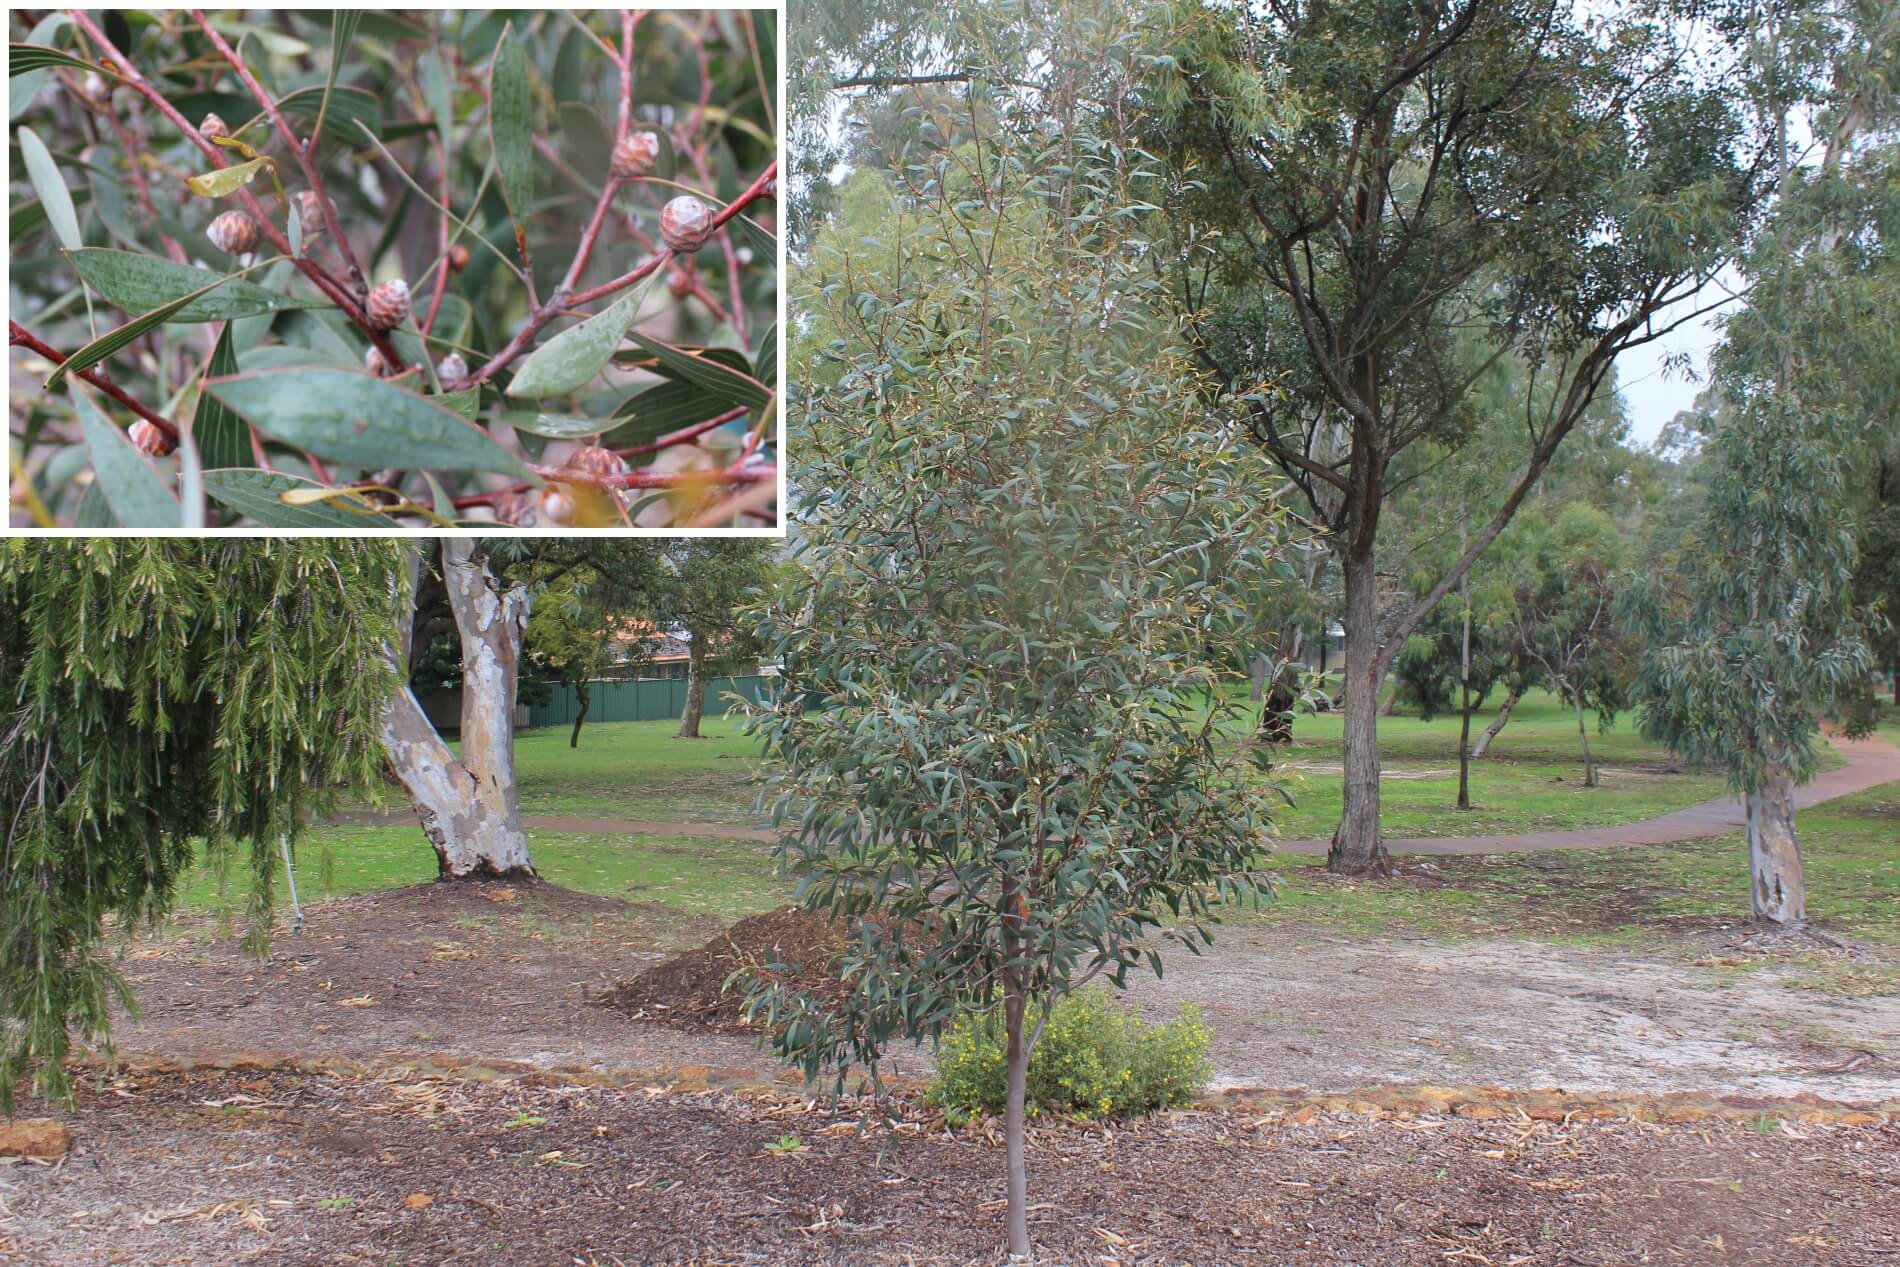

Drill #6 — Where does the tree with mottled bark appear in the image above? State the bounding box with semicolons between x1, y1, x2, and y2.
755;13;1282;1254
1146;0;1768;875
379;540;537;880
0;540;402;1107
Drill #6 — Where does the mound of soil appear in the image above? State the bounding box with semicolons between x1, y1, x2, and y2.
597;906;851;1030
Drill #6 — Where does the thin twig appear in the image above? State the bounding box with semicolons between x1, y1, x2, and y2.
10;321;179;442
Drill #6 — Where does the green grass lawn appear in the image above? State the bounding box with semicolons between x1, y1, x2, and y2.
181;826;785;925
1253;782;1900;949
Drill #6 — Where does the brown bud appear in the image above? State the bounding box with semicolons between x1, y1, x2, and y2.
206;209;261;256
200;112;230;142
294;190;326;242
565;444;629;481
659;195;714;253
611;130;661;180
435;352;468;383
447;243;471;272
667;264;695;300
128;419;175;458
365;346;390;377
365;279;410;331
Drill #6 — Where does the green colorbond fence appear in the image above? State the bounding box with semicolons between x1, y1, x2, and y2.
524;673;771;728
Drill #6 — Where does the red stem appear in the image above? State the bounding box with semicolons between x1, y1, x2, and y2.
450;460;773;509
188;9;368;293
11;321;179;442
614;405;749;457
68;10;406;373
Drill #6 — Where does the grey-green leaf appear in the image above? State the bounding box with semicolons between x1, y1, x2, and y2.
507;285;644;398
602;380;739;448
17;125;79;251
205;367;538;480
622;329;772;408
8;42;95;76
488;21;533;233
191;324;249;470
73;384;180;528
46;269;246;390
203;468;388;528
67;249;323;322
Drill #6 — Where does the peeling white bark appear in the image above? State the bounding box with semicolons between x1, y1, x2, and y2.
378;541;535;880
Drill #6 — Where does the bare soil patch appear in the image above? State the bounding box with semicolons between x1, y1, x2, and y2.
6;1067;1897;1266
598;906;850;1030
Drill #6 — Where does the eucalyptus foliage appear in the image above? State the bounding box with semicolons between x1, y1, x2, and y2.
760;9;1285;1251
0;540;404;1107
8;10;776;530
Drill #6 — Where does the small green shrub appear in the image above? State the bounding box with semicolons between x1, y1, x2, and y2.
927;991;1213;1123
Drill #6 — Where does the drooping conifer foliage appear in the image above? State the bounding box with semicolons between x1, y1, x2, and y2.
0;540;404;1106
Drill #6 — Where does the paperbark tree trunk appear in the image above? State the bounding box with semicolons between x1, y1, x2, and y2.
676;633;708;738
379;541;535;881
1570;688;1598;788
569;680;591;749
1329;547;1390;875
1746;768;1806;924
1470;687;1522;758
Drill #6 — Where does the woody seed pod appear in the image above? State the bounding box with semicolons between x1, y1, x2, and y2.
128;419;175;458
565;444;629;480
610;130;661;180
205;209;261;256
436;352;468;383
294;190;326;242
365;278;410;331
447;243;471;272
659;195;714;253
667;263;695;300
200;112;230;142
365;346;390;377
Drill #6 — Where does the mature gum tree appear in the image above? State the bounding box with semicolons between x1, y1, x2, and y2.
1145;0;1767;874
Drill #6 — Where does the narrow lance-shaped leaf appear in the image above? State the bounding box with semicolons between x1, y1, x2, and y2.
191;324;249;470
507;282;649;398
204;367;539;480
16;125;80;250
72;383;180;528
311;10;362;149
620;330;773;408
66;249;324;321
46;267;252;390
202;468;388;528
7;43;97;76
488;21;533;242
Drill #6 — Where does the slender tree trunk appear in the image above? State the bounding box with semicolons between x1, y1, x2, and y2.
1470;687;1521;758
1329;548;1389;875
1456;569;1472;811
378;541;535;880
676;633;707;738
1571;688;1597;788
1892;657;1898;707
568;680;590;748
1747;767;1806;924
1003;972;1030;1259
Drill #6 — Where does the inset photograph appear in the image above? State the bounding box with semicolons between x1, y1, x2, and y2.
8;8;779;531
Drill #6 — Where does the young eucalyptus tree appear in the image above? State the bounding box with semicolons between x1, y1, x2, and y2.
756;9;1282;1255
1144;0;1767;873
1629;0;1898;929
0;540;402;1107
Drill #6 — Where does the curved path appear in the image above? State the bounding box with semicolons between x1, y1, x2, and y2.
334;732;1900;857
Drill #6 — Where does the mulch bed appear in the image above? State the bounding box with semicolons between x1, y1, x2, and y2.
6;1066;1898;1266
597;906;853;1030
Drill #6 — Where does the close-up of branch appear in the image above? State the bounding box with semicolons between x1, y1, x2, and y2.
7;8;780;530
